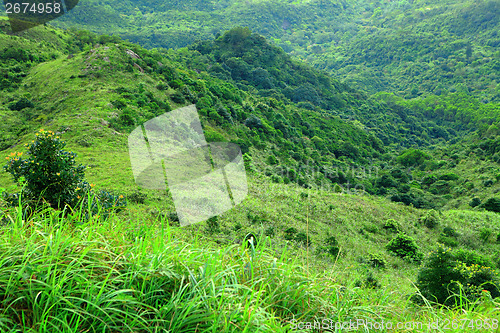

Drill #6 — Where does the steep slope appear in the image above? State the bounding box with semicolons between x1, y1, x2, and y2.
2;21;500;211
1;19;500;331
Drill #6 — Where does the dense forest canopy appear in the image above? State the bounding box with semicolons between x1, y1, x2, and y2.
50;0;500;101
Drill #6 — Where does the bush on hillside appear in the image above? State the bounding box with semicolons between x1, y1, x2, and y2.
417;246;500;306
385;233;423;263
382;219;401;233
481;197;500;212
469;197;481;207
319;236;340;257
295;232;312;247
420;210;440;229
3;129;86;209
284;227;297;240
3;130;126;216
367;253;387;269
397;149;430;167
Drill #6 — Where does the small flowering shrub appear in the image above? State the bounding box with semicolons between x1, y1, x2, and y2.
3;130;127;218
416;246;500;306
4;129;85;209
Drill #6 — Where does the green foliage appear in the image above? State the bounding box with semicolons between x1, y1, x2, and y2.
3;130;86;209
469;197;481;207
421;210;440;229
439;173;459;181
367;253;387;269
244;116;263;129
429;180;450;195
295;232;312;247
479;228;492;243
8;97;34;111
110;109;138;131
385;233;423;263
321;236;340;257
266;155;278;165
284;227;297;241
382;219;401;233
354;271;381;289
206;216;220;233
2;130;127;220
127;190;147;204
481;198;500;213
438;235;459;248
416;246;464;305
397;149;430;167
417;246;500;306
442;226;458;238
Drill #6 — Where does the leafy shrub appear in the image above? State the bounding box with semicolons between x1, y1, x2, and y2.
397;149;430;167
321;236;340;257
110;109;138;131
216;104;233;123
82;189;127;220
76;135;93;147
416;246;463;305
455;249;492;268
420;210;440;229
3;130;127;220
242;153;255;172
439;173;459;181
385;233;423;263
110;99;127;109
367;253;387;269
244;116;263;129
439;226;459;247
481;198;500;212
442;226;458;238
382;219;401;233
469;197;481;207
170;90;186;104
483;179;494;187
284;227;297;240
266;155;278;165
264;227;275;237
355;271;381;289
8;97;34;111
421;175;437;186
208;110;224;124
438;235;458;247
295;232;311;247
417;246;500;306
429;180;450;195
206;216;220;233
3;130;86;209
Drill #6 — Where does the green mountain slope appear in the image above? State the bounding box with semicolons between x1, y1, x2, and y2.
1;15;500;331
2;18;500;211
49;0;500;101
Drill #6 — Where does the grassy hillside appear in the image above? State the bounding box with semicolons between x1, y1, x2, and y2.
1;16;500;331
1;175;500;331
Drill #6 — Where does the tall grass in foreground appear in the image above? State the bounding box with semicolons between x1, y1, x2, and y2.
0;200;498;332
